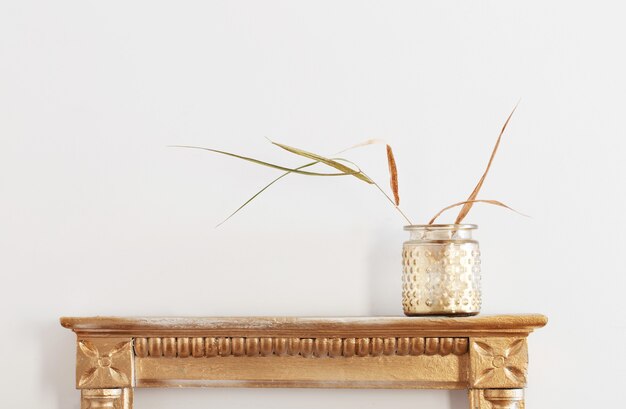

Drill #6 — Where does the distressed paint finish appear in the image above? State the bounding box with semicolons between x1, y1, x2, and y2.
62;314;546;408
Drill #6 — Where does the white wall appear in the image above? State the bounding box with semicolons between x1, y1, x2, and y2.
1;1;624;407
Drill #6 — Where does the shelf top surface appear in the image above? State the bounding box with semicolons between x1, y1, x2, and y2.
60;314;547;337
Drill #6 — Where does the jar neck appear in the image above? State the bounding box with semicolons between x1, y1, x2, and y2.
404;224;477;241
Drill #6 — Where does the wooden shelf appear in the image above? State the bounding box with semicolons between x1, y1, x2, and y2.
61;314;547;409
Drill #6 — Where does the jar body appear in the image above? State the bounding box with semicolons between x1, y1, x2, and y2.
401;225;481;316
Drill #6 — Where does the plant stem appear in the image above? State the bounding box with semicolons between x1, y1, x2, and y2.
361;171;414;225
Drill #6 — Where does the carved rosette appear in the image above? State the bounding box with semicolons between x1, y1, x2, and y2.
134;336;469;358
470;337;528;388
76;338;134;389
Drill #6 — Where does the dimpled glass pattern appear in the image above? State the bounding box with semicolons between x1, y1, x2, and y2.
402;225;481;316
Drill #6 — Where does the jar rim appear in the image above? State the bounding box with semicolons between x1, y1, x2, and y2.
403;224;478;231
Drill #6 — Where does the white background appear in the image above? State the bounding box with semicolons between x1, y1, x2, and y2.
1;1;625;408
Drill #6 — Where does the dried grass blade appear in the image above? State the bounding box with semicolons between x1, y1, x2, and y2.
215;161;319;227
386;144;400;205
213;140;407;226
335;157;412;224
429;199;527;225
215;142;385;227
271;141;373;184
454;104;519;224
170;145;357;177
336;138;387;154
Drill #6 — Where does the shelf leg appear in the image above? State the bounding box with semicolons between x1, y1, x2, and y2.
469;388;524;409
81;388;133;409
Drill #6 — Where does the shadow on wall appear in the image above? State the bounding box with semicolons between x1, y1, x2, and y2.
41;320;79;409
367;226;468;409
449;390;469;408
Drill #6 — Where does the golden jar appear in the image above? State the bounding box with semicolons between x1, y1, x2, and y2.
402;224;481;316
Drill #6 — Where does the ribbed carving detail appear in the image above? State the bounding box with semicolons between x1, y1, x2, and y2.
192;338;204;357
232;338;245;356
148;337;162;357
163;338;176;358
329;338;342;357
260;338;273;356
205;337;218;357
133;337;469;358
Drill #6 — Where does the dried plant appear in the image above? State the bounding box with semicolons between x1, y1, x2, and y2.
173;104;524;226
170;145;359;177
428;199;527;225
386;145;400;206
270;141;373;184
450;103;519;224
172;140;412;225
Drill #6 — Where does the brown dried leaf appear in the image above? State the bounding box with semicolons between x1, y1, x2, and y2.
386;145;400;206
454;104;519;224
429;199;527;225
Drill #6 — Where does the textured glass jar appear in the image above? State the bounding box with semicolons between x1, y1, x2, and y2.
402;224;481;316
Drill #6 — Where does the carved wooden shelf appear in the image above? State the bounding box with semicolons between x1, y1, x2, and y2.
60;314;547;409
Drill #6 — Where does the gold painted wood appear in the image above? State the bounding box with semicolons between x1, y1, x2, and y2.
62;314;546;408
470;337;528;388
470;389;525;409
135;354;469;389
80;388;132;409
76;338;134;389
61;315;547;337
132;336;469;358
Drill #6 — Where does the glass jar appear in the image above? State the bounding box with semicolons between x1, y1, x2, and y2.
402;224;481;316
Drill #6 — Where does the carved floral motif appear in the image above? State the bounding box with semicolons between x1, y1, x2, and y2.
76;338;133;389
470;337;528;388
